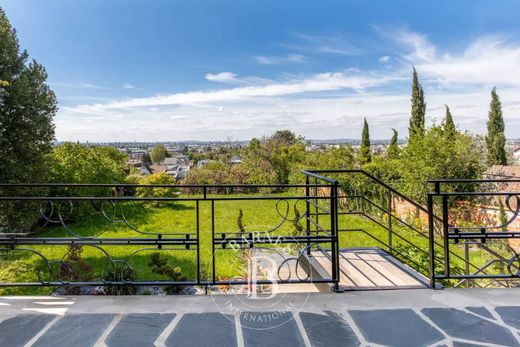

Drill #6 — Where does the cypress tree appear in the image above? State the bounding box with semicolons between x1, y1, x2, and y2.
360;118;371;164
444;105;456;140
409;67;426;142
485;87;507;166
387;129;399;159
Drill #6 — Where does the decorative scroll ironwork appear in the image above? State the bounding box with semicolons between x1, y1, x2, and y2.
0;181;339;292
428;178;520;287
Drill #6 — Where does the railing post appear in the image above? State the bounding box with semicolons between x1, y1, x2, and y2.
387;188;393;254
196;200;200;285
442;195;450;279
427;193;436;288
305;175;311;255
330;181;340;292
211;200;216;285
464;241;470;288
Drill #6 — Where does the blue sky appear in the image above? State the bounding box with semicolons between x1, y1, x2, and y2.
2;0;520;141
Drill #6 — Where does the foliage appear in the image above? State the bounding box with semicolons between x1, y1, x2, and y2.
0;8;57;233
387;129;399;159
485;87;507;166
444;105;456;140
49;143;127;184
242;130;305;185
292;205;304;235
136;172;178;207
104;264;137;295
393;125;483;204
150;144;167;164
359;118;372;164
184;161;249;193
147;252;187;294
58;245;94;294
498;199;508;232
237;209;245;233
409;67;426;143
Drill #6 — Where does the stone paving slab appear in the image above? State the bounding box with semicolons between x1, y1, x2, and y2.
106;313;175;347
423;307;520;346
240;312;305;347
299;311;360;346
166;312;236;347
34;314;114;347
349;308;444;347
0;314;55;347
1;289;520;347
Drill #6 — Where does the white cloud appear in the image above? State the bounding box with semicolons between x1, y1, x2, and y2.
379;55;390;63
122;83;136;89
66;71;399;114
395;30;520;87
55;88;520;142
255;54;305;65
205;72;239;83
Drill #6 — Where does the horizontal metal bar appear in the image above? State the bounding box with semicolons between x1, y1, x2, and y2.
447;232;520;239
300;170;338;184
214;236;334;245
0;237;199;246
0;183;331;188
430;192;520;196
434;274;520;280
0;195;332;201
429;179;520;184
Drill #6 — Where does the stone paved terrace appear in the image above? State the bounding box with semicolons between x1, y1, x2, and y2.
1;289;520;346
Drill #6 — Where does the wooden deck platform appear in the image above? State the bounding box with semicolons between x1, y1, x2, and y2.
308;248;429;290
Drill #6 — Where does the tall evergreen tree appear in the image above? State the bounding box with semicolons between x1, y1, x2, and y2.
0;7;57;232
409;67;426;142
444;105;456;140
387;129;399;159
0;7;56;184
360;118;371;164
485;87;507;166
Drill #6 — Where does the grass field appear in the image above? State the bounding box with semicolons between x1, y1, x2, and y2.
0;193;503;295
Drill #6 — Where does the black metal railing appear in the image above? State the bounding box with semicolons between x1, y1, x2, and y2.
0;180;339;293
428;178;520;288
2;170;519;293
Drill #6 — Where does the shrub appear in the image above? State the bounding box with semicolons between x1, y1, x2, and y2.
147;252;187;294
136;173;178;207
104;264;137;295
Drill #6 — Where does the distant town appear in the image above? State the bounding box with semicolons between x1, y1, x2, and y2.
54;138;520;181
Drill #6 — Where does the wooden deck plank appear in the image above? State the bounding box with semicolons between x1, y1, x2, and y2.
309;248;428;290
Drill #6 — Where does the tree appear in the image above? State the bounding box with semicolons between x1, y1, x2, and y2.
444;105;456;140
398;125;483;203
150;144;167;164
242;130;305;185
49;143;127;184
359;118;371;164
409;67;426;143
0;7;56;183
485;87;507;166
387;129;399;159
136;172;178;207
0;7;57;232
